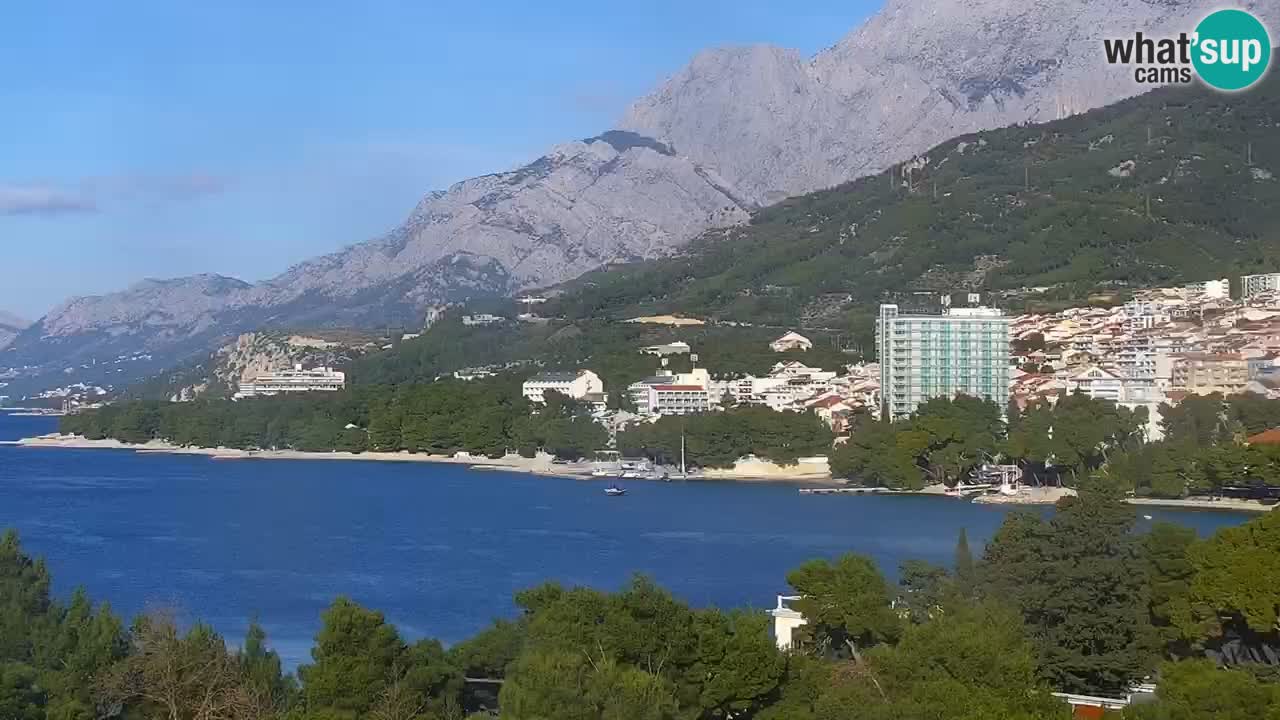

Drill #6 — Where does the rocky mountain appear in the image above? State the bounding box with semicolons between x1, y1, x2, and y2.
5;0;1274;398
620;0;1278;204
555;73;1280;331
0;311;28;351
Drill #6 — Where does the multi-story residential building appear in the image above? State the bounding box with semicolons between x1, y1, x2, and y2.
234;365;346;399
628;368;712;416
1183;278;1230;300
1246;352;1280;379
1064;365;1160;404
719;362;839;410
521;370;604;404
876;305;1012;420
1170;353;1249;395
1241;273;1280;299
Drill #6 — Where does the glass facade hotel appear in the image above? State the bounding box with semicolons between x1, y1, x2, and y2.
877;304;1012;420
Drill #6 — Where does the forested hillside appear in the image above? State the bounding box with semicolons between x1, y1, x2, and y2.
347;316;855;398
550;73;1280;330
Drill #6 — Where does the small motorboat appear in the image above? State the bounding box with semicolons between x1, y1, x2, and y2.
1143;514;1154;520
604;485;627;496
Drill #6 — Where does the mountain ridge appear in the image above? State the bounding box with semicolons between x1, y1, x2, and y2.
5;0;1275;398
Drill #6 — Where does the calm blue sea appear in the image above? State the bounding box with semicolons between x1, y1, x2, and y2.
0;411;1253;667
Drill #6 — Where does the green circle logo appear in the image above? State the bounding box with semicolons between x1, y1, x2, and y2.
1193;9;1272;91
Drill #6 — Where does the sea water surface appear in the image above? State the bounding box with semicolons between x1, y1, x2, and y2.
0;411;1253;666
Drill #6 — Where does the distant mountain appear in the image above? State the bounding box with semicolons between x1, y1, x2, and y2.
1;137;748;397
0;311;30;351
5;0;1275;397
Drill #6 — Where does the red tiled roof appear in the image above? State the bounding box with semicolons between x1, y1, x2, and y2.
808;396;847;409
1246;428;1280;445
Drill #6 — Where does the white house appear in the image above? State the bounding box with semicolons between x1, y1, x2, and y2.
769;595;808;651
770;331;813;352
522;370;604;404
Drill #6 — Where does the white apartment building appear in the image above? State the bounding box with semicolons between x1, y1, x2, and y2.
1183;278;1230;300
628;368;711;416
234;365;346;399
1064;365;1161;404
522;370;605;404
1058;365;1168;441
1241;273;1280;299
720;362;839;410
1122;300;1171;333
877;305;1012;420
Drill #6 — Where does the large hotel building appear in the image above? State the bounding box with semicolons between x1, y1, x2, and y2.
877;304;1012;420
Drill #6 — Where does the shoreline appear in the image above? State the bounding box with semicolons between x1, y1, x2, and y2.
8;434;842;485
1124;496;1275;513
10;435;1276;510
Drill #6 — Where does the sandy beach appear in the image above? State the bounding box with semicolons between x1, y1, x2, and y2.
10;434;840;484
12;434;592;477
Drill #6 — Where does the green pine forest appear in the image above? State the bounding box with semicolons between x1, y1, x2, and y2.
548;72;1280;331
3;489;1279;719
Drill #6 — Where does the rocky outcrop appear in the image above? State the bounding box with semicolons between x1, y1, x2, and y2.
151;331;382;402
0;311;28;351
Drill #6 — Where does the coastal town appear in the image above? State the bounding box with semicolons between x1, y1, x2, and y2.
505;273;1280;451
28;271;1264;509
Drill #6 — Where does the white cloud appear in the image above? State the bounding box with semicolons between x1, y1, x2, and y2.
0;184;95;216
0;173;229;217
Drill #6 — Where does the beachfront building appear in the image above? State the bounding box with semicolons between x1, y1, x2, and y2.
521;370;605;404
876;304;1012;421
628;368;712;416
1242;273;1280;299
233;365;346;399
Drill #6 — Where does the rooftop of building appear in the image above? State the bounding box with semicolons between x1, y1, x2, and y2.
526;370;589;383
1246;428;1280;445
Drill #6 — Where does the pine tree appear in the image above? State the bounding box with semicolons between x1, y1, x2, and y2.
955;528;975;591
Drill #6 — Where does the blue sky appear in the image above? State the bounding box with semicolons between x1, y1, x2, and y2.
1;0;881;319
